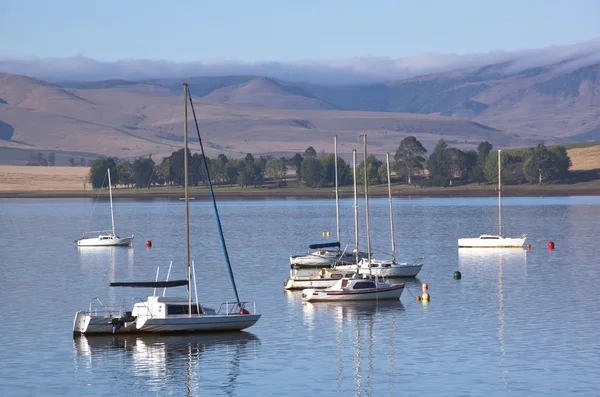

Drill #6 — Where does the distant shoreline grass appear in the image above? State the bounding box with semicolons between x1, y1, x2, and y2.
2;181;600;199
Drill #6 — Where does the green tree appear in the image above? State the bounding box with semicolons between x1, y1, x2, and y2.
427;139;451;186
265;157;284;181
301;156;324;187
470;141;493;182
446;148;468;180
131;157;155;188
69;157;76;167
89;158;117;189
290;153;303;183
522;144;570;184
48;152;56;166
117;161;132;187
394;136;427;184
303;146;317;158
213;154;228;183
357;155;383;185
36;152;48;166
483;150;506;183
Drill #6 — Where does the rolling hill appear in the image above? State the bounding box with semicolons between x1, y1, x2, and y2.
2;56;600;165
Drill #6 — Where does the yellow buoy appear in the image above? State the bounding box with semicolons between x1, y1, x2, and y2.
422;293;430;301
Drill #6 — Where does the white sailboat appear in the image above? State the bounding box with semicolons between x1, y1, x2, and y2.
302;136;405;302
289;136;366;268
73;83;261;334
335;152;423;278
458;150;527;248
76;169;134;247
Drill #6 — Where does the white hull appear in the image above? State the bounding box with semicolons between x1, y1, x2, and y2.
458;236;525;248
290;251;365;267
302;284;404;301
77;235;134;247
73;311;260;334
336;259;422;278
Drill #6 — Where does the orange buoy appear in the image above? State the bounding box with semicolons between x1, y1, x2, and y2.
527;243;531;249
416;295;421;302
422;283;428;291
146;240;152;248
548;241;555;250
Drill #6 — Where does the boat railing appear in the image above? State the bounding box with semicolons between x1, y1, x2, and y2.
216;301;259;316
86;298;129;318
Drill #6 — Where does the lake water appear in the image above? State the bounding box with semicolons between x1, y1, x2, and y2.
1;196;599;396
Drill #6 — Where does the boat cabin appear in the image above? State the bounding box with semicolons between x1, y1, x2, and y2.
132;296;208;319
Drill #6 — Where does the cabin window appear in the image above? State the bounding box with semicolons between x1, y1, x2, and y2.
330;274;343;279
344;273;354;278
166;304;201;315
353;281;376;289
481;236;499;239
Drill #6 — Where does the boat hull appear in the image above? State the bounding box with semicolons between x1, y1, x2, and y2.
458;237;525;248
77;236;134;247
301;284;404;302
73;311;261;334
336;262;422;278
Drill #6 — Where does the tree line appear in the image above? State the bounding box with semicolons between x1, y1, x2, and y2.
87;137;572;189
26;151;89;167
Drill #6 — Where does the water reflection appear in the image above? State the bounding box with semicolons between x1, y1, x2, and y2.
73;332;259;397
458;248;527;393
299;299;404;397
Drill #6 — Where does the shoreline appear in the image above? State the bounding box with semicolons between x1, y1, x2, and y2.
2;185;600;199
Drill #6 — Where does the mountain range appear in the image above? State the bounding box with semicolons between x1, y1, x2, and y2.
1;57;599;165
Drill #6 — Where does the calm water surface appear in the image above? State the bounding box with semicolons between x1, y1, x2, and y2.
1;196;599;396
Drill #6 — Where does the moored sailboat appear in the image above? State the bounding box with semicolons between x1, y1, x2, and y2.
76;169;134;247
289;135;366;268
458;150;527;248
73;83;260;334
335;152;423;278
302;136;404;302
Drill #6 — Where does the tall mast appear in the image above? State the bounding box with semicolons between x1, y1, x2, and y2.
498;149;502;237
183;83;191;302
107;169;115;236
362;135;372;278
352;149;359;265
334;135;340;245
386;153;396;263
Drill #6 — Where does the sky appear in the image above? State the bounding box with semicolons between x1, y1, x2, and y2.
1;0;600;82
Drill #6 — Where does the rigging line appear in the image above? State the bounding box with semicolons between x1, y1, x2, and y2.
187;86;241;305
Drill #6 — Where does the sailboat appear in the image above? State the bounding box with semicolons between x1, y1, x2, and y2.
302;136;405;302
76;169;134;247
458;150;527;248
289;135;366;268
335;152;423;278
73;83;261;334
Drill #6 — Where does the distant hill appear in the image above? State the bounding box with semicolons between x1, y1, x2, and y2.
3;57;600;164
203;77;337;110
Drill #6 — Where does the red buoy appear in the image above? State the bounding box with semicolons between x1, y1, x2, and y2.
527;243;531;250
548;241;555;250
146;240;152;248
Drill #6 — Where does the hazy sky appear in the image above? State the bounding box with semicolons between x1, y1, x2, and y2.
2;0;599;62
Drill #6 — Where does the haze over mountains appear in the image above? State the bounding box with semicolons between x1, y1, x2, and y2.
1;39;600;165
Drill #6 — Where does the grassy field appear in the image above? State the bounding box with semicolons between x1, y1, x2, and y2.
0;165;90;191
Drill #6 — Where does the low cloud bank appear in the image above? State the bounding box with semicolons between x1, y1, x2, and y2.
1;38;599;84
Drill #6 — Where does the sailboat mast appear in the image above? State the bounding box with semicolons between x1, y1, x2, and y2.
334;135;340;245
352;149;359;265
498;149;502;237
107;169;115;236
183;83;191;302
362;135;372;277
386;153;396;263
